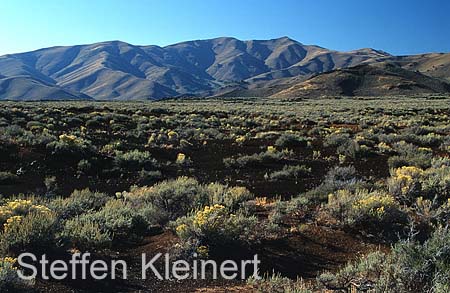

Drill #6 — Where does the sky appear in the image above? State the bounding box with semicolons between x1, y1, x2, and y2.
0;0;449;56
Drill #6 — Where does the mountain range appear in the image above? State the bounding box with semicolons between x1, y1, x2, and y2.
1;37;450;100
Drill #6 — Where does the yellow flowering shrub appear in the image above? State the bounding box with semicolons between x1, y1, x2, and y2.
267;146;277;153
192;204;226;229
0;256;25;290
388;166;424;200
325;189;403;228
205;184;253;210
418;147;432;153
100;141;122;154
0;257;16;265
0;210;56;254
235;135;246;144
147;133;157;145
0;199;32;219
339;154;346;164
176;153;186;164
196;245;209;258
394;166;424;181
168;130;178;137
352;193;396;219
59;133;78;143
377;142;392;153
176;223;188;234
0;199;52;228
3;216;22;232
47;132;93;156
174;204;259;248
0;199;55;254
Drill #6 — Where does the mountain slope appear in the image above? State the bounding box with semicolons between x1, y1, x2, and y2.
0;37;449;100
0;37;393;100
0;76;92;101
375;53;450;82
272;63;450;98
246;47;390;82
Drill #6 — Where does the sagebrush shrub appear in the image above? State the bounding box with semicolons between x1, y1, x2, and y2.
266;165;311;182
248;273;312;293
114;149;158;170
205;184;254;210
82;199;148;241
174;205;260;248
320;227;450;292
124;177;209;223
60;216;111;250
50;189;110;220
46;134;94;157
0;211;56;254
323;189;406;236
275;133;308;148
0;257;30;291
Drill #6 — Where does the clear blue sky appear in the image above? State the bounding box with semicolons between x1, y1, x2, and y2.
1;0;449;56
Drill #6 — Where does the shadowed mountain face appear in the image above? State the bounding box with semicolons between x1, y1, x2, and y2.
272;63;450;98
0;76;92;101
0;37;449;100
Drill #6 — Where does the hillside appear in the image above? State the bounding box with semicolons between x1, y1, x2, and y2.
272;63;450;98
0;76;92;101
0;37;449;100
0;37;392;100
380;53;450;82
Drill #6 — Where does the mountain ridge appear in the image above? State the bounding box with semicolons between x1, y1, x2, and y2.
0;37;449;100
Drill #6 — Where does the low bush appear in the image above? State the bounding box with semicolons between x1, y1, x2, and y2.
137;169;163;185
269;196;312;224
266;165;311;182
275;133;308;148
59;197;150;249
388;166;424;204
324;133;352;148
77;159;92;174
124;178;254;225
124;177;209;223
82;199;148;242
317;250;386;291
388;142;433;169
318;227;450;292
223;149;294;169
205;184;254;211
388;164;450;206
303;166;366;203
60;216;112;251
174;205;260;250
50;189;110;220
0;257;30;291
0;199;52;224
0;210;56;254
322;189;406;236
46;134;94;158
248;273;312;293
114;149;158;170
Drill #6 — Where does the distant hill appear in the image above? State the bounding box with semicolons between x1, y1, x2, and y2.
374;53;450;82
0;37;449;100
0;76;92;101
271;63;450;98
